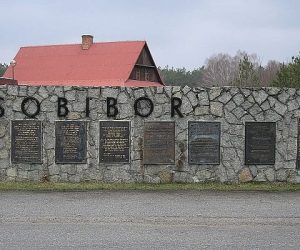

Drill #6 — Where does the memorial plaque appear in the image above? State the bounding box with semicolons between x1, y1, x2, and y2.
245;122;276;165
297;119;300;170
99;121;130;163
11;120;42;164
188;121;220;164
143;121;175;164
55;121;87;164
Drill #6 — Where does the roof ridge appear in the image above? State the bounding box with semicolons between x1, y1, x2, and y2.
20;40;146;49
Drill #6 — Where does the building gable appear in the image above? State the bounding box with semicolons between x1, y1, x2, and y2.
129;44;163;84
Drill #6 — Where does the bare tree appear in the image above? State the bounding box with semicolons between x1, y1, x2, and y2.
202;51;266;87
258;60;281;86
202;53;239;87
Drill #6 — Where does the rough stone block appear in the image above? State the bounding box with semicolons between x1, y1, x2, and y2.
218;92;232;104
273;101;287;116
276;169;289;182
0;149;9;159
209;88;222;100
254;172;267;182
194;106;209;116
287;99;299;111
187;91;198;106
101;88;120;98
181;96;193;114
49;165;60;176
225;100;236;111
38;87;49;99
7;168;17;177
7;85;18;96
182;85;191;95
197;91;209;106
196;169;212;181
0;125;6;138
158;170;173;183
264;168;275;182
253;90;268;104
267;88;280;96
87;88;100;98
238;168;253;183
65;90;76;101
278;91;289;103
210;102;223;117
232;93;244;106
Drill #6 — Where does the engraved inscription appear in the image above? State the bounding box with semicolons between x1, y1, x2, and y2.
55;121;87;164
245;122;276;165
99;121;130;163
11;120;42;163
188;121;220;164
143;122;175;164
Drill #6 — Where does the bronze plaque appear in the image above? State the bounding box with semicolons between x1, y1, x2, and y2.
55;121;87;164
143;121;175;164
245;122;276;165
188;121;220;164
99;121;130;163
11;120;42;164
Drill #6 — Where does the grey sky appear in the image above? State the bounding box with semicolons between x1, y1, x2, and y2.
0;0;299;69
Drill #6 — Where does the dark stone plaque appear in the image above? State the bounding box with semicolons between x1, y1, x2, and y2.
99;121;130;163
297;119;300;170
143;121;175;164
188;121;220;164
11;120;42;164
55;121;87;164
245;122;276;165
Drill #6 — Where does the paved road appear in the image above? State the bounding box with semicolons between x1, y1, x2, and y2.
0;191;299;249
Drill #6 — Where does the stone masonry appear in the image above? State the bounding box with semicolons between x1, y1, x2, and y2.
0;84;300;183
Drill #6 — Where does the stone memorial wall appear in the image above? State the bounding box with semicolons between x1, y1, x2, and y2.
0;84;300;183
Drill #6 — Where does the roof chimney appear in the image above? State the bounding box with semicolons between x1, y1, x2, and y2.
81;35;93;50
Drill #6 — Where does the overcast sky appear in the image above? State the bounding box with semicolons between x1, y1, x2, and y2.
0;0;299;69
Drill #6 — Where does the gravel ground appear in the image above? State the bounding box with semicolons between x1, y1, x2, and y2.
0;190;299;249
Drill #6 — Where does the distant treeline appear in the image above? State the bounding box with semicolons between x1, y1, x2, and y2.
1;51;300;88
159;51;300;88
158;66;204;88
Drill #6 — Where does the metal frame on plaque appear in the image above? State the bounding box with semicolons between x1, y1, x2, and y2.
11;119;43;164
188;121;221;165
99;120;131;164
297;119;300;170
245;122;276;165
55;120;88;164
143;121;175;165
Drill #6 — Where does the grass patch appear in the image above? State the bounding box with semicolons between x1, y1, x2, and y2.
0;182;299;192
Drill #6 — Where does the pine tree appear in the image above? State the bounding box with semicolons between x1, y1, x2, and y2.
0;63;8;77
273;53;300;88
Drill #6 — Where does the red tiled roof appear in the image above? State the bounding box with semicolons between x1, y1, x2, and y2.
4;41;163;87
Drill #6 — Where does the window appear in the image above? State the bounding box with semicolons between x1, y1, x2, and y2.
145;68;153;81
135;68;141;80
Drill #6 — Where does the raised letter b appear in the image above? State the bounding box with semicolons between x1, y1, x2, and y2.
107;97;118;117
57;97;69;117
